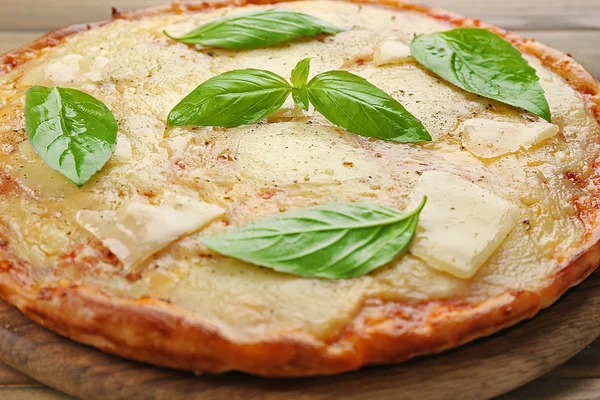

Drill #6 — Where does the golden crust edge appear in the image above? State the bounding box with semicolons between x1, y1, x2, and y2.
0;0;599;377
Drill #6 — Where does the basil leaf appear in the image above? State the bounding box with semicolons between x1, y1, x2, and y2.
306;71;431;142
411;28;551;122
25;86;117;187
164;9;344;49
291;57;311;110
167;69;292;127
292;87;310;111
291;57;311;87
202;199;426;279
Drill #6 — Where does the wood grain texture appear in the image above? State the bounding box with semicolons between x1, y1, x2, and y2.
0;388;73;400
547;343;600;379
4;343;597;399
0;363;37;385
0;271;598;400
501;378;600;400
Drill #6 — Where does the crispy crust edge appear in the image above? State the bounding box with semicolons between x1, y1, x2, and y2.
0;0;599;377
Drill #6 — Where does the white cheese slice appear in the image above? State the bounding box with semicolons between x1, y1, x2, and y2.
112;133;133;161
460;118;560;159
45;54;84;86
84;55;110;82
373;39;412;66
39;51;111;86
410;171;519;279
76;195;224;271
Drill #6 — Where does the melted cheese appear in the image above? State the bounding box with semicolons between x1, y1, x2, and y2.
410;171;520;279
0;1;598;341
373;38;413;66
76;195;224;271
113;133;133;161
460;118;560;159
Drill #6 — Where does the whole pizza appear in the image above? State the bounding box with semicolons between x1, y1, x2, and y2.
0;0;599;376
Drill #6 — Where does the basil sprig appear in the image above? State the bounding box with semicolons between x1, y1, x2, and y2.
411;28;551;122
168;59;431;143
25;86;117;187
164;9;344;49
202;199;426;279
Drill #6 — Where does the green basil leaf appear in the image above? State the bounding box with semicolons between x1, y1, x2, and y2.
202;199;426;279
164;9;344;49
291;57;311;87
292;86;310;111
24;86;117;187
291;57;311;110
306;71;431;142
167;69;292;127
411;28;551;122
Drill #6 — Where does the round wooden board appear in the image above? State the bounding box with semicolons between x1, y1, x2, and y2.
0;271;598;400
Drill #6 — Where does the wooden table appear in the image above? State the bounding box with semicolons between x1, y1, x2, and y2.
0;0;599;398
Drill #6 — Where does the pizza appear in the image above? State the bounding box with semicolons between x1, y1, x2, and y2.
0;0;599;377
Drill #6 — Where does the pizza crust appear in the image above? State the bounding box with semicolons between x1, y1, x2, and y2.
0;0;599;376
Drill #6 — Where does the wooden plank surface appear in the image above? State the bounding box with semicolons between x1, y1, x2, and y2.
0;0;599;399
0;363;38;385
8;348;598;400
0;388;73;400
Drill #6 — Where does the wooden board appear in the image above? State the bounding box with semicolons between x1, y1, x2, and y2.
0;271;597;400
